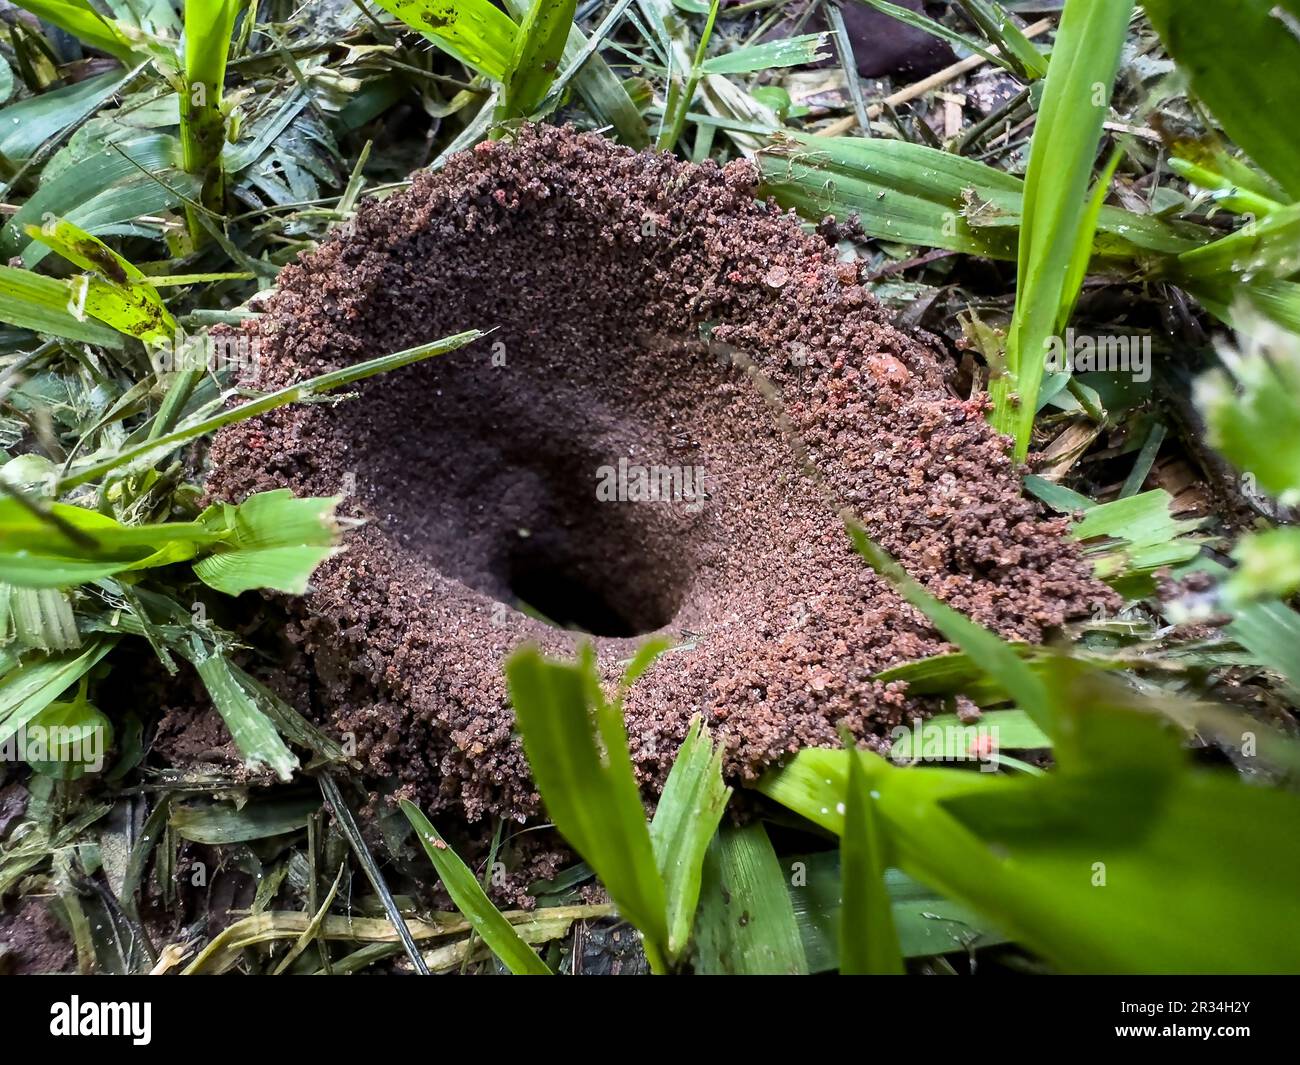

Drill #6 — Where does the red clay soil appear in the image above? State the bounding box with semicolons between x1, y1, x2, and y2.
206;123;1111;823
0;898;75;975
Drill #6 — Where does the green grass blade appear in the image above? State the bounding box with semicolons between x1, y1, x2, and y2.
1057;148;1122;332
839;742;905;974
501;0;577;119
170;796;321;844
758;133;1200;261
508;0;647;146
1178;201;1300;284
697;33;830;75
58;329;483;491
1070;489;1208;587
1;132;186;261
9;0;140;65
505;646;670;970
186;645;298;781
1144;0;1300;199
373;0;519;82
792;857;1008;969
0;70;131;166
757;721;1300;974
0;264;124;347
400;800;552;975
1169;156;1286;218
181;0;240;241
0;487;339;592
996;0;1135;460
647;715;730;959
847;522;1058;738
26;215;175;344
193;490;340;595
0;639;116;746
693;823;808;974
956;0;1048;78
0;585;79;652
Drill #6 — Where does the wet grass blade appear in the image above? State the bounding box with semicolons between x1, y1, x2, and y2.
693;823;808;974
0;70;130;166
506;645;670;971
501;0;577;120
401;799;552;975
840;741;905;974
374;0;519;82
994;0;1135;461
647;715;730;958
57;329;483;491
1179;204;1300;289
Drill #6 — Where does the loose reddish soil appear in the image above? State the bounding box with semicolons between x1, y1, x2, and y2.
207;124;1111;823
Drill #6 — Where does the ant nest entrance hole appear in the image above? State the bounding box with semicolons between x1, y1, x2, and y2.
334;335;700;639
207;124;1110;821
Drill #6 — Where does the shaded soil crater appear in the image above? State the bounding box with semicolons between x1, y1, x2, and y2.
208;124;1110;822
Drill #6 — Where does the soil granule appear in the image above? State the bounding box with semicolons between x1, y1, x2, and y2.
207;124;1111;824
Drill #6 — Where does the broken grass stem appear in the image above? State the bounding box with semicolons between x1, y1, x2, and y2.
57;329;486;493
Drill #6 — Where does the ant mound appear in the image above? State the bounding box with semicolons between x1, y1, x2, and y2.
208;124;1110;821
